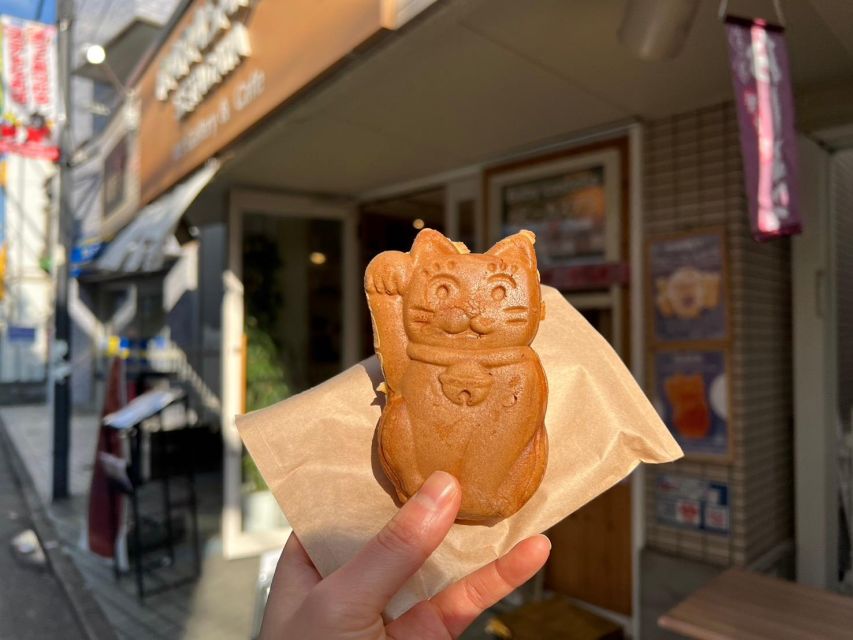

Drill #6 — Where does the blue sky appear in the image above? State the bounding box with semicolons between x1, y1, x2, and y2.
0;0;56;23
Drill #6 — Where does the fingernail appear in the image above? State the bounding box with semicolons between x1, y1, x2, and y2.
413;471;458;512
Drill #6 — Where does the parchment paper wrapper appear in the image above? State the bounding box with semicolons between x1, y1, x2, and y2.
237;286;682;617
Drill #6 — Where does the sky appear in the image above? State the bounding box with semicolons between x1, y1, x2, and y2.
0;0;56;24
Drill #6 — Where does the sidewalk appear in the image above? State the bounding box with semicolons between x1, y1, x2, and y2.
0;404;260;640
0;427;86;640
0;405;99;502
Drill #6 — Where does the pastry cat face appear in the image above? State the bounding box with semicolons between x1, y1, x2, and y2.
403;230;542;349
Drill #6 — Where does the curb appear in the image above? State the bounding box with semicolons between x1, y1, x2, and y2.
0;415;119;640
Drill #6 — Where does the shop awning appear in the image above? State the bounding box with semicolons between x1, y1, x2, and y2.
96;160;219;274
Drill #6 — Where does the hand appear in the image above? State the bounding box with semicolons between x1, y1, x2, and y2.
260;471;551;639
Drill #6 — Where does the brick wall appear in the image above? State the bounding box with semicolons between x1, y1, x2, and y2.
643;102;794;566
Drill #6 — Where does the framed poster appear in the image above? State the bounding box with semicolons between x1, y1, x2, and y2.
485;143;628;354
652;348;731;461
655;474;730;535
647;229;728;344
487;147;622;268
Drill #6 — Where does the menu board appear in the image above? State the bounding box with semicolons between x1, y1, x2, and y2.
647;231;727;343
502;166;606;267
653;349;730;460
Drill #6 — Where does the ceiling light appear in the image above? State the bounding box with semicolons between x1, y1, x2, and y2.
309;251;327;265
85;44;106;65
618;0;699;61
412;218;425;230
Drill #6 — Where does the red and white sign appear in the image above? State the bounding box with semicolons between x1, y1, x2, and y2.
675;499;702;527
540;261;629;292
0;17;59;161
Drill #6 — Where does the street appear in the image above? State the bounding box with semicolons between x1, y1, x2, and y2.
0;436;85;640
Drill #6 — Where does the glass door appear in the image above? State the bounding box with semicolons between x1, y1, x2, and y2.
222;191;358;558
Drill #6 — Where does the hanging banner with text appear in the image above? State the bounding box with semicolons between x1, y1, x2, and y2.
0;16;59;162
725;16;800;241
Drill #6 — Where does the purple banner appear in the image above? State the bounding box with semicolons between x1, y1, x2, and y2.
726;17;801;241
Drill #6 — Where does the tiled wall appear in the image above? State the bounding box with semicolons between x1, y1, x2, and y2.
643;102;794;566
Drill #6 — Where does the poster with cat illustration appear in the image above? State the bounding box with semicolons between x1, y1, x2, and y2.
653;349;730;460
647;230;728;344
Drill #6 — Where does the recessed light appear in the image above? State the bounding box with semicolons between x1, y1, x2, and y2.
412;218;425;230
309;251;327;265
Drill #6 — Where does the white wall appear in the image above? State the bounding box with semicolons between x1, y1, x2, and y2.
792;135;837;588
832;149;853;587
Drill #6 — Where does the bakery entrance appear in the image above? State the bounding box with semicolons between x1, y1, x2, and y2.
484;142;633;621
358;187;446;358
547;292;632;619
222;191;359;557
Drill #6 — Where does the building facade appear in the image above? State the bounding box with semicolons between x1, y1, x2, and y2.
76;0;853;636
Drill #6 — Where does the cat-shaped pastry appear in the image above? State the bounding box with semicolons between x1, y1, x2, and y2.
365;229;548;521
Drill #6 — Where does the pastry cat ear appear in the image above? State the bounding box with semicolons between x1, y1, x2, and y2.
486;230;537;268
410;229;459;262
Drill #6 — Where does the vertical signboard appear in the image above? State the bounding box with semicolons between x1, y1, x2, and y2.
726;16;800;240
0;16;59;161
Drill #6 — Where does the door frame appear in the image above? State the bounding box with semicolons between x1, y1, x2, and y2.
792;136;839;589
445;174;483;252
484;146;625;358
222;188;358;559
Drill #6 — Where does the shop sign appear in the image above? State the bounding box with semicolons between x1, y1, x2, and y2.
540;261;629;292
656;474;730;535
155;0;252;119
137;0;400;203
0;17;59;161
70;241;105;278
7;325;36;344
726;16;801;241
652;349;730;461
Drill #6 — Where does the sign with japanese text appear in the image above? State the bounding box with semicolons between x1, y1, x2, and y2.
0;17;58;161
656;474;730;535
540;261;629;292
502;167;607;268
726;16;800;240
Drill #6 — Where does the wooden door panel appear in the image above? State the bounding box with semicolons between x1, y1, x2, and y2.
545;481;632;615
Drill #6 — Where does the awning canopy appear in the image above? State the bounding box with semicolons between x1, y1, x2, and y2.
96;160;219;274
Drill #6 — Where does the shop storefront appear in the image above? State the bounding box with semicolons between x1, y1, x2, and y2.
103;0;853;634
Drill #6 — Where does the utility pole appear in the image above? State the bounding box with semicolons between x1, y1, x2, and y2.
52;0;74;502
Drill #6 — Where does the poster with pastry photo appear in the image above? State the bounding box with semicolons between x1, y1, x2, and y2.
647;230;728;343
652;349;730;461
